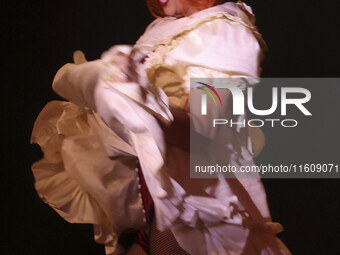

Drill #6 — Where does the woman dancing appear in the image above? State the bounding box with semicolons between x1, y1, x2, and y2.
31;0;291;254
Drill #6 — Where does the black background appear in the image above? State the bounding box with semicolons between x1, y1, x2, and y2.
2;0;340;254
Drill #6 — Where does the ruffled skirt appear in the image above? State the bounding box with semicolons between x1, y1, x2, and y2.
31;100;291;255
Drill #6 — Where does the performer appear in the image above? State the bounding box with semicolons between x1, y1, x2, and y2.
31;0;291;254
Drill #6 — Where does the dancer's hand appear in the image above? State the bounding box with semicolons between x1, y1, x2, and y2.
73;50;87;65
101;45;140;83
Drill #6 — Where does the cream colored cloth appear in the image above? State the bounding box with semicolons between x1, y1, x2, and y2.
31;101;143;255
32;44;174;254
134;2;286;254
31;1;289;255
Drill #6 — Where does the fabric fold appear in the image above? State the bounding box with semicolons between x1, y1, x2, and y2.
31;1;290;254
31;101;147;255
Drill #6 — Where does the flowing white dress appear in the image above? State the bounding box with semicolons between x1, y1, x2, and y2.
31;1;290;254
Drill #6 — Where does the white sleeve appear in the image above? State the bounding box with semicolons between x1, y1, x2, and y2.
52;60;108;110
164;17;264;79
145;14;264;110
52;45;133;110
